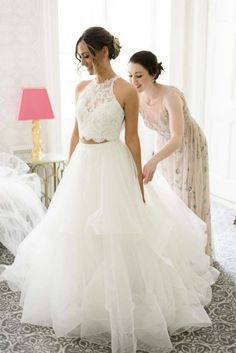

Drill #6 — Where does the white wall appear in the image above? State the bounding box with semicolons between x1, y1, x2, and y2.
0;0;61;155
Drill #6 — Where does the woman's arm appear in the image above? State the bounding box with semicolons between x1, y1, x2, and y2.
143;93;184;183
154;93;184;161
68;81;90;161
124;85;144;201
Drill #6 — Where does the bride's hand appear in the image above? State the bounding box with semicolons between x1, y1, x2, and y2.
138;174;145;203
143;157;158;184
140;184;145;203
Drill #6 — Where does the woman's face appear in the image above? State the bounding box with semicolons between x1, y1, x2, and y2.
76;40;94;75
128;62;154;93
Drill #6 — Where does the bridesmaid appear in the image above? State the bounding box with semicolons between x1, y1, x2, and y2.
128;50;213;260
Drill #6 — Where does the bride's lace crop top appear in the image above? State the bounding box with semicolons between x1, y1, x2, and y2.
76;76;124;142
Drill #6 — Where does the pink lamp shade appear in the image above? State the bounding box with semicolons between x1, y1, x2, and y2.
17;88;54;121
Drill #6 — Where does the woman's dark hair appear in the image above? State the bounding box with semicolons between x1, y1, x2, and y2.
129;50;164;80
75;26;121;61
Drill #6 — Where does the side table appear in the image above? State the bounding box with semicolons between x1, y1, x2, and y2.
25;153;67;208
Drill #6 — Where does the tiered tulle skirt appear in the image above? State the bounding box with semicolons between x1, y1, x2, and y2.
0;141;219;353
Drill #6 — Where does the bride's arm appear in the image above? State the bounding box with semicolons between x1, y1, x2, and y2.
124;85;144;201
68;81;90;161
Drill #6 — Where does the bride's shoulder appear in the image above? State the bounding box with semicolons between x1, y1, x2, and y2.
115;77;137;97
113;77;138;108
75;80;92;99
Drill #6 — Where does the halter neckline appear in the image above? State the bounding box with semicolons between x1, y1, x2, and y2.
94;75;118;86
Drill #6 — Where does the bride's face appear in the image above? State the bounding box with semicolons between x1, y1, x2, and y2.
128;63;154;93
76;41;94;75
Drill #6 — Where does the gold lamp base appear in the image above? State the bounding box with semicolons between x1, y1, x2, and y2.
32;120;43;161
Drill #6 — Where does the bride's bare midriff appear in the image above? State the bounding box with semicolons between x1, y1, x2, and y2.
80;138;108;144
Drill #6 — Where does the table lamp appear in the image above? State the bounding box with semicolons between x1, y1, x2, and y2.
17;88;55;161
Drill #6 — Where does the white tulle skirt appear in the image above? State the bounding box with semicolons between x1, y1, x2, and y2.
0;153;45;255
0;141;219;353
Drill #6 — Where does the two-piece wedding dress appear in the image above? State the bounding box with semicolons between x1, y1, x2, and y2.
0;77;219;353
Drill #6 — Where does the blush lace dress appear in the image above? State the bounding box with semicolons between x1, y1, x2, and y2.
140;86;212;259
0;77;218;353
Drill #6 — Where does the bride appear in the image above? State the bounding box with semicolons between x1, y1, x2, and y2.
0;27;219;353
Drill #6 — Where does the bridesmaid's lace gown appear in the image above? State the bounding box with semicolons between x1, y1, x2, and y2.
140;86;212;258
0;77;218;353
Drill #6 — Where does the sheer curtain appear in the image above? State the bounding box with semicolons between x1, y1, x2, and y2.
58;0;170;161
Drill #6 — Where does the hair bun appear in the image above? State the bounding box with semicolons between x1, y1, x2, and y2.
158;61;164;72
112;36;121;59
153;61;164;80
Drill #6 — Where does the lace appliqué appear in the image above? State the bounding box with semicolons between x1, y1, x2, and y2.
82;79;116;112
76;77;124;143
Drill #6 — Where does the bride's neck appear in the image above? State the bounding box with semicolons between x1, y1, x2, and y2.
95;64;116;83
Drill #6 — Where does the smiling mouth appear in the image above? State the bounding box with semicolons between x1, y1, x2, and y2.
86;66;93;72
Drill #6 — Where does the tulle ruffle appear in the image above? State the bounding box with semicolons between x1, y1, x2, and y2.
0;142;219;353
0;153;45;255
